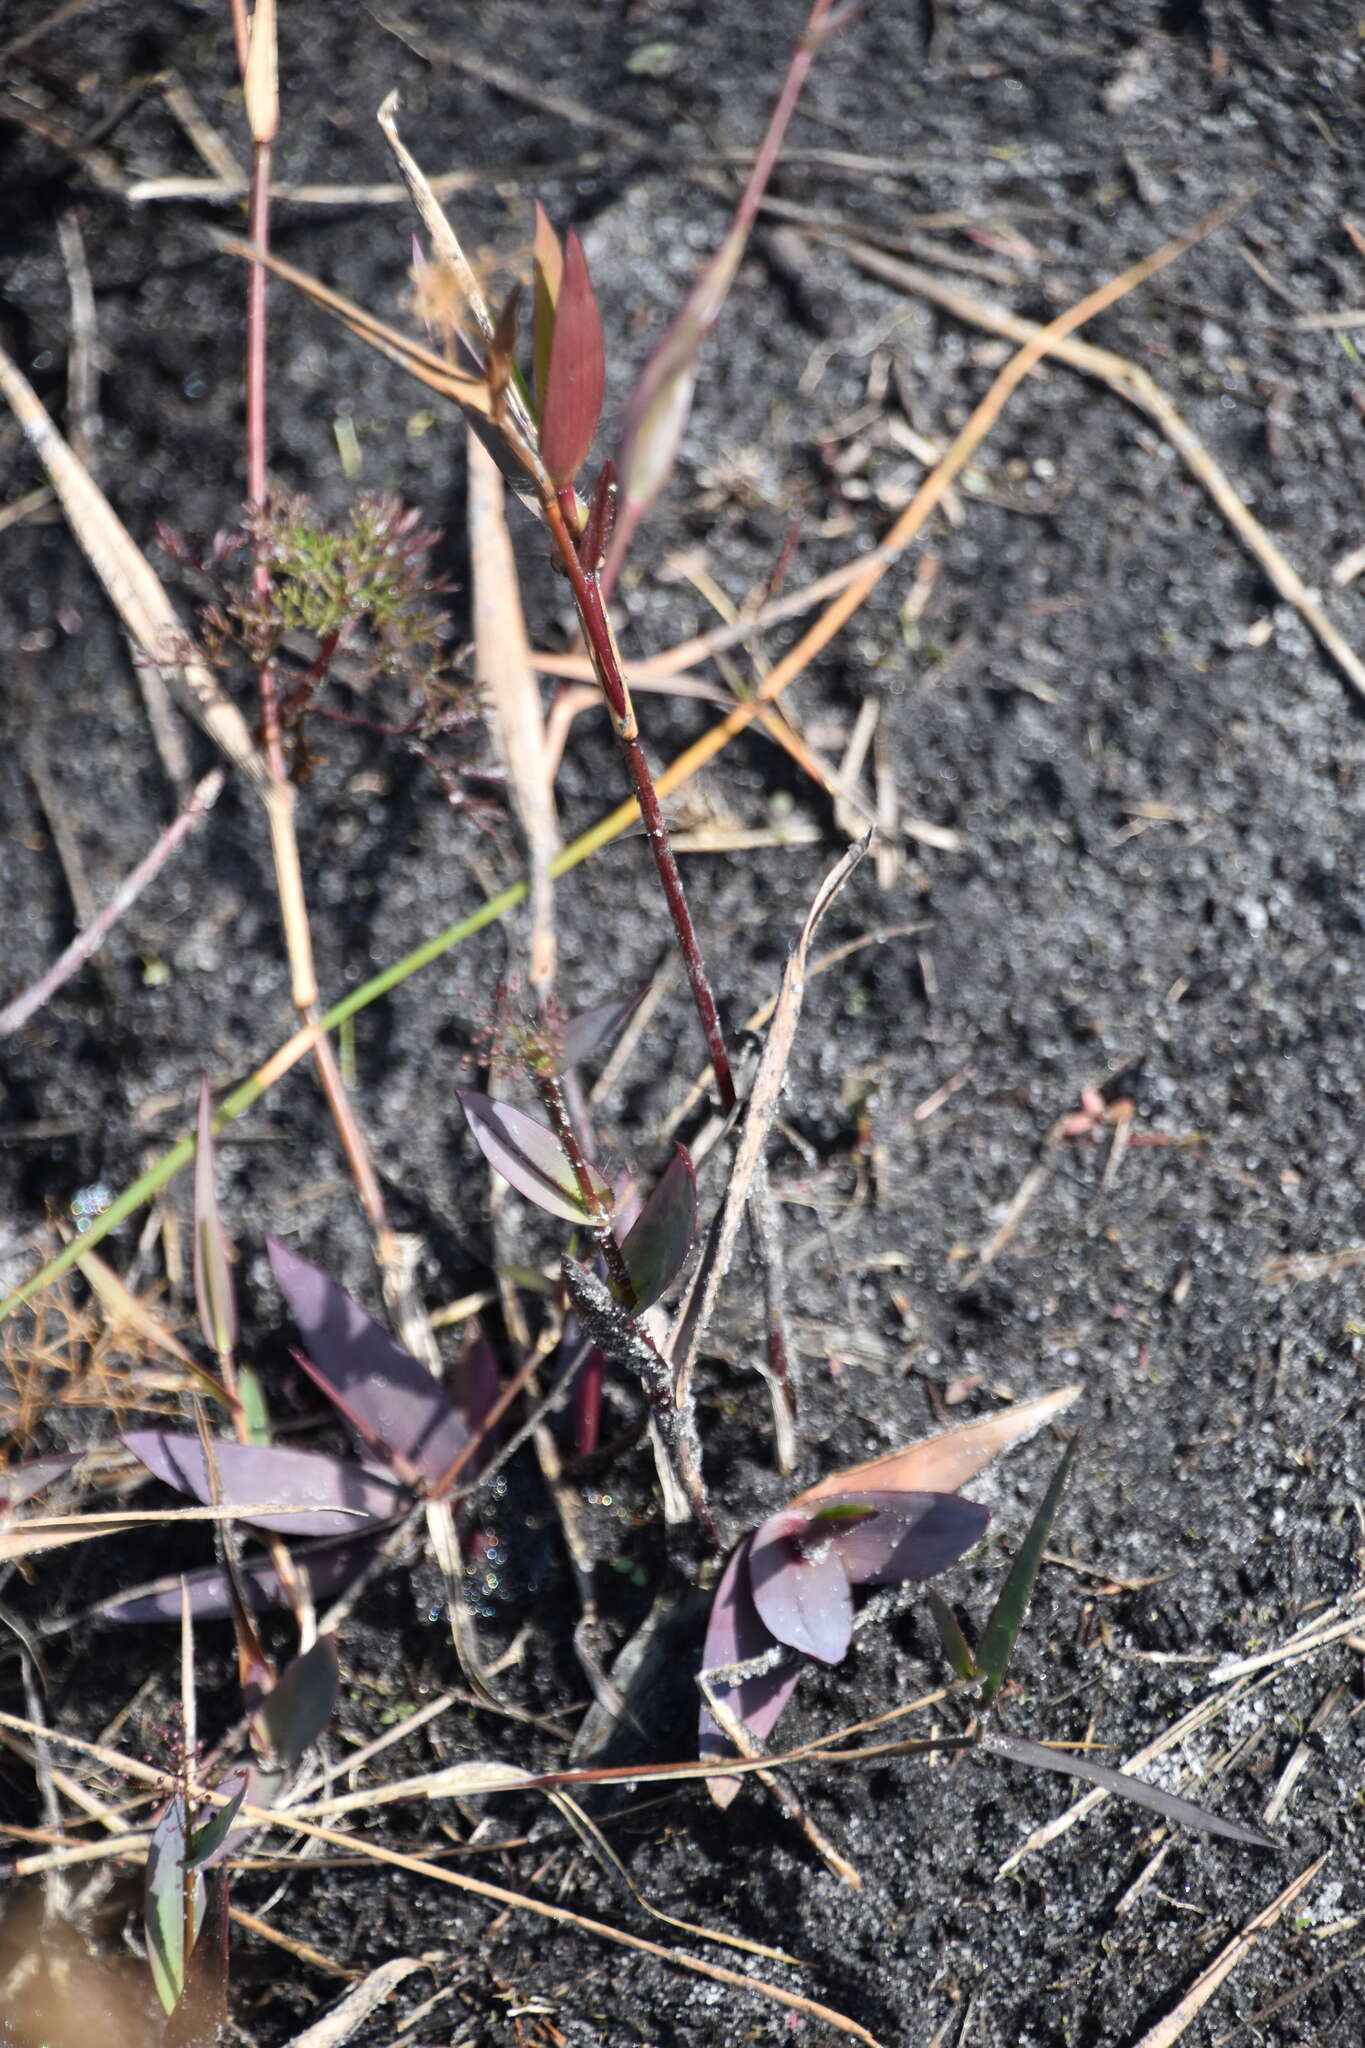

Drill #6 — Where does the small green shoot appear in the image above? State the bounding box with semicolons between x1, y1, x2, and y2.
974;1432;1079;1709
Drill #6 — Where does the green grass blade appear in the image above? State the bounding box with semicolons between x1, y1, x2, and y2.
975;1433;1079;1709
926;1588;977;1682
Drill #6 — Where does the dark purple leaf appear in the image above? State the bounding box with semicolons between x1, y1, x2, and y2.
185;1771;248;1869
619;1144;696;1308
145;1791;204;2014
255;1635;339;1768
556;985;648;1071
748;1507;854;1665
97;1541;368;1623
980;1729;1278;1849
122;1431;408;1535
193;1076;237;1357
0;1452;81;1513
538;226;605;487
698;1534;803;1810
815;1489;991;1586
456;1089;612;1226
268;1239;469;1484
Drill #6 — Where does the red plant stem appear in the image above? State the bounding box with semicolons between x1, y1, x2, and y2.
573;1345;604;1459
535;1066;638;1311
543;491;736;1113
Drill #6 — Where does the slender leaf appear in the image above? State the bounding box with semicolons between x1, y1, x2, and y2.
619;1143;696;1307
457;1088;612;1225
980;1729;1277;1849
791;1386;1082;1512
122;1430;409;1535
749;1507;853;1665
255;1634;339;1768
193;1076;237;1357
975;1434;1079;1709
96;1540;369;1623
185;1770;248;1868
538;226;605;487
556;984;648;1071
236;1361;271;1445
531;199;562;411
698;1534;803;1809
144;1791;205;2015
269;1239;469;1483
926;1589;977;1682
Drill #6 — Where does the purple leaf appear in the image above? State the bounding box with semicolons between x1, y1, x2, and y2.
748;1507;854;1665
0;1452;82;1513
122;1431;408;1535
255;1634;339;1768
193;1076;237;1357
185;1771;248;1870
145;1791;204;2014
456;1089;612;1226
815;1490;991;1586
556;985;648;1071
538;226;605;486
698;1534;803;1809
269;1239;470;1484
619;1144;696;1308
97;1541;368;1623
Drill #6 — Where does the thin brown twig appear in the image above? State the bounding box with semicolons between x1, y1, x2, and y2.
0;768;226;1038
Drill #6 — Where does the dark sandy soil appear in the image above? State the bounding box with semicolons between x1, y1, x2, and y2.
3;3;1365;2044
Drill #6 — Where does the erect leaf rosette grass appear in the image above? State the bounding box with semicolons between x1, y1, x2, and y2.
699;1387;1080;1806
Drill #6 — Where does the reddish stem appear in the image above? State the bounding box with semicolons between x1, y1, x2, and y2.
544;492;736;1113
573;1345;604;1458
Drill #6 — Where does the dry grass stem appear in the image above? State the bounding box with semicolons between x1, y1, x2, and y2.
1131;1856;1329;2048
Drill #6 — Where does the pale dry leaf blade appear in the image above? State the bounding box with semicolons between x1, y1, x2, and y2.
670;834;869;1387
467;430;559;987
791;1385;1083;1509
193;1075;237;1357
